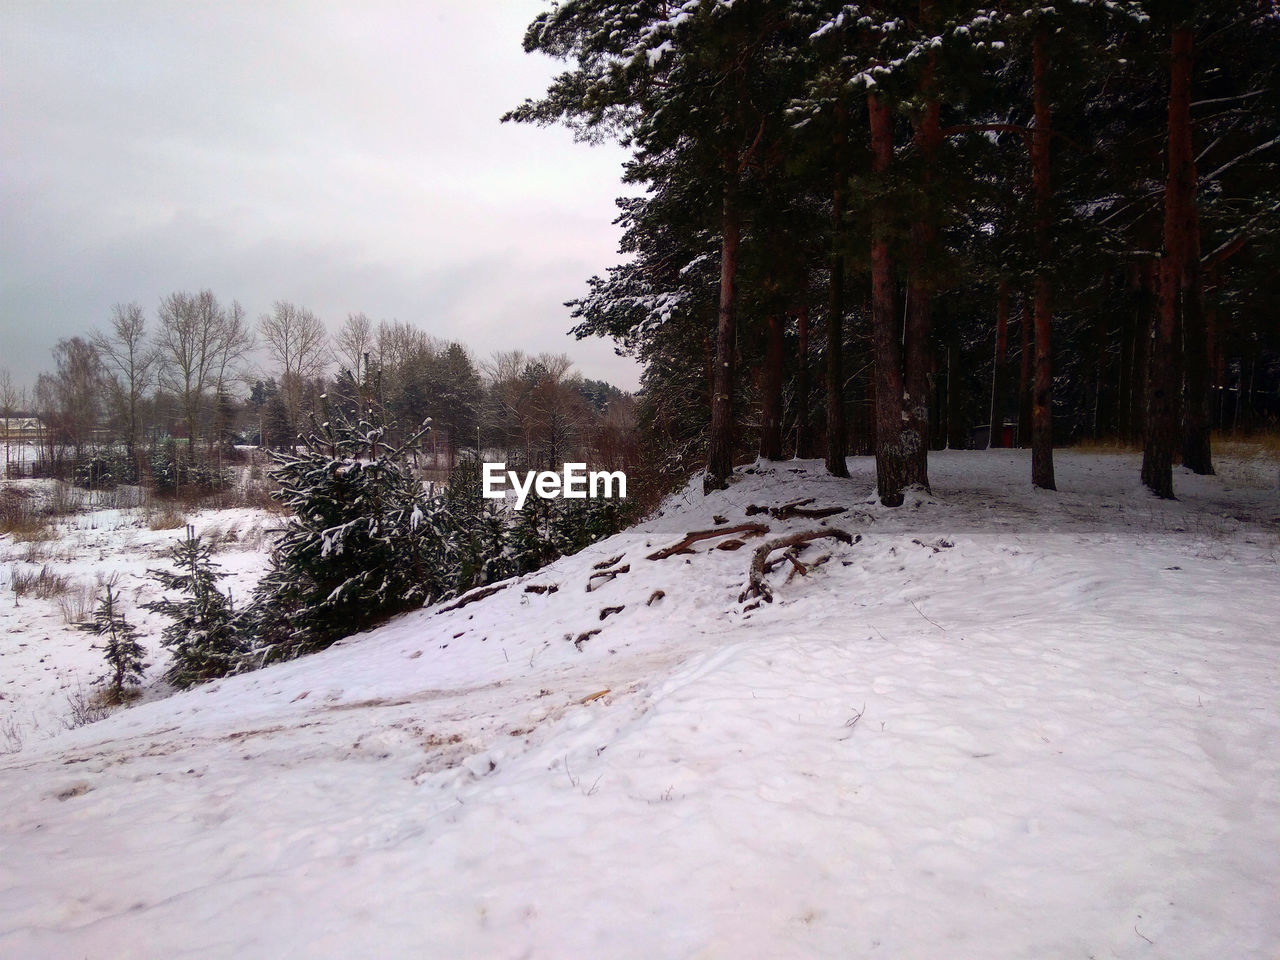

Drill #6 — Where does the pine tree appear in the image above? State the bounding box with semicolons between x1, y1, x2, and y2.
245;387;445;664
145;526;243;686
79;583;148;702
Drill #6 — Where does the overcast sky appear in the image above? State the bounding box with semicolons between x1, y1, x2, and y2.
0;1;639;394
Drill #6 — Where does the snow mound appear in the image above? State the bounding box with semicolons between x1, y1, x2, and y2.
1;451;1278;959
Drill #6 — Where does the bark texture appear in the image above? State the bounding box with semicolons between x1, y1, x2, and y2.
1030;29;1057;491
868;92;907;507
705;183;740;493
1143;27;1197;497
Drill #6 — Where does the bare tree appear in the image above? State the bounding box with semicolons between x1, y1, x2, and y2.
37;337;104;457
93;302;156;462
523;353;588;469
482;350;530;461
259;301;329;435
0;367;26;476
212;301;254;400
154;290;249;444
334;312;374;379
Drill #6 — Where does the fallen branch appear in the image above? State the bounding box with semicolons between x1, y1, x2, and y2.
593;554;625;570
586;564;630;592
524;583;559;594
739;529;857;603
746;498;812;517
746;498;844;521
646;589;665;606
764;543;811;575
911;537;954;553
781;505;845;520
437;582;509;613
572;629;601;650
599;605;625;621
646;523;769;561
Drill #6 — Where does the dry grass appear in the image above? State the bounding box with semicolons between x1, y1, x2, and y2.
57;580;99;625
1211;432;1280;490
1069;439;1142;455
10;564;73;599
1213;431;1280;461
1;714;23;754
62;683;113;729
1;489;55;541
146;500;188;531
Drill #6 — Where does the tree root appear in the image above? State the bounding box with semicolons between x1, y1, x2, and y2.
738;529;858;603
586;564;630;592
572;629;601;650
437;582;509;612
746;498;845;521
646;523;769;560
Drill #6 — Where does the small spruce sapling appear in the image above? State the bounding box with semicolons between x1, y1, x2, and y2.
145;526;243;686
79;582;148;703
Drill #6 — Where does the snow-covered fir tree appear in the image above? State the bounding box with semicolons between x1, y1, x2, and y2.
245;385;447;665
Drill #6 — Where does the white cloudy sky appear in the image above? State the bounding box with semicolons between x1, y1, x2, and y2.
0;1;639;392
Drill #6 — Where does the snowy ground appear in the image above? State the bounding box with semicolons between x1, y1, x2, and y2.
1;451;1278;959
0;482;274;747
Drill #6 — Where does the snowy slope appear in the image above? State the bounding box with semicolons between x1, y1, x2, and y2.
1;451;1278;959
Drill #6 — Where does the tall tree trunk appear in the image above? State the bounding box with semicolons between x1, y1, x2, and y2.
825;255;849;477
825;106;850;479
1018;295;1032;447
1030;28;1057;491
1133;261;1155;444
1181;204;1213;474
794;305;813;458
760;313;785;460
1206;267;1225;430
868;92;907;507
704;180;740;493
903;38;940;489
1143;27;1195;498
990;278;1010;447
1118;265;1137;444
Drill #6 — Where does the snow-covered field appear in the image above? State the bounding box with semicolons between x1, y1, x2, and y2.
1;451;1277;959
0;482;274;746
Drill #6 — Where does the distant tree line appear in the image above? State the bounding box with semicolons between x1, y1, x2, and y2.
1;294;639;491
508;0;1279;502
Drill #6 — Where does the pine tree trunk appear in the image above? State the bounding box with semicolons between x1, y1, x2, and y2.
825;105;850;479
1133;261;1155;445
990;278;1010;447
760;313;785;460
704;182;740;493
794;305;813;458
1181;204;1213;474
1018;295;1032;447
1143;26;1195;499
903;42;940;490
1117;266;1137;444
868;92;907;507
1031;29;1056;491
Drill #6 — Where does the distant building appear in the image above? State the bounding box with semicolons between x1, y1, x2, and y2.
0;417;44;442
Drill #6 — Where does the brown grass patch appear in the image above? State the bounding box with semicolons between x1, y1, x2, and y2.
11;564;72;599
